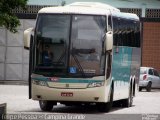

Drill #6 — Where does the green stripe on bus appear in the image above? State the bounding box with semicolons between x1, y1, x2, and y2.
32;77;104;83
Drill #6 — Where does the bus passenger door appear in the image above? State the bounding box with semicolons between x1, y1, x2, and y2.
28;36;33;99
24;28;34;99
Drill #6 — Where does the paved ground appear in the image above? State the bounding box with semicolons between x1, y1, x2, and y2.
0;85;160;120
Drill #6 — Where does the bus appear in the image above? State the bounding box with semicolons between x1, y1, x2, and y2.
24;2;141;112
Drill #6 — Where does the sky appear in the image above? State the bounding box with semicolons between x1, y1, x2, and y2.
27;0;160;8
27;0;107;5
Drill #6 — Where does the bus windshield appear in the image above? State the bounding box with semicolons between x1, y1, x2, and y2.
34;14;106;77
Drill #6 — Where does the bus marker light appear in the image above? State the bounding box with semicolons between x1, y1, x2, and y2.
49;77;59;82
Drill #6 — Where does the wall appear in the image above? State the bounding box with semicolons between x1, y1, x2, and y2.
142;21;160;72
0;20;35;81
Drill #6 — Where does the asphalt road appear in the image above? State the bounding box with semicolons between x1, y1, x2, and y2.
0;85;160;120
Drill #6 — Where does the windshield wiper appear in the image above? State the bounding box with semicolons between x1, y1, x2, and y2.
71;48;86;78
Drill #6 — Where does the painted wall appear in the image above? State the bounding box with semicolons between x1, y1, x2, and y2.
0;20;35;81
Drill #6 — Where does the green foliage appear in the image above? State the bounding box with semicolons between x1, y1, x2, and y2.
61;0;66;6
0;0;28;33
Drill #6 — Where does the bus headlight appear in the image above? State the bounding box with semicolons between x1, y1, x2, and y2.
87;82;104;88
32;80;47;86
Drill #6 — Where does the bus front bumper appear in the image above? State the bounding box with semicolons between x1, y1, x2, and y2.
31;84;109;103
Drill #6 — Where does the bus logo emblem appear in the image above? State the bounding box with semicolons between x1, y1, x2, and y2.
66;84;69;88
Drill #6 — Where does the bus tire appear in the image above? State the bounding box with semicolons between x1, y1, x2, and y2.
122;85;133;107
39;100;55;111
98;86;113;112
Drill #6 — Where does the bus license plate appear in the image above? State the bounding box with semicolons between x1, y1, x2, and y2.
61;92;73;97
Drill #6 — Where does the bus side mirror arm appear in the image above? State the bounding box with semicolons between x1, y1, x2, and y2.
24;28;34;50
105;31;113;51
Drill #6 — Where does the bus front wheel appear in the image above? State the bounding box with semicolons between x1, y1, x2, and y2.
39;100;56;111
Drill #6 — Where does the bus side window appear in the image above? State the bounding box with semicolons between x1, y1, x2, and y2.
113;17;118;46
123;19;128;46
130;21;135;47
127;20;132;47
134;21;140;47
108;15;112;31
118;18;123;46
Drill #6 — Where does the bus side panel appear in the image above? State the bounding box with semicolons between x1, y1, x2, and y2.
130;48;141;85
112;46;132;101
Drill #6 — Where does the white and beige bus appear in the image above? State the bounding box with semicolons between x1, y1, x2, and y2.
24;2;141;112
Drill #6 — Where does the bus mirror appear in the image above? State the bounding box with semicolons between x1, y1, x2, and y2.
24;28;33;50
106;31;113;51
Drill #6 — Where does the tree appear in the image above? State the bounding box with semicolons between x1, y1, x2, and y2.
61;0;66;6
0;0;28;33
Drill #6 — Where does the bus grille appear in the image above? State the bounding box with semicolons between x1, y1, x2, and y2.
47;82;88;89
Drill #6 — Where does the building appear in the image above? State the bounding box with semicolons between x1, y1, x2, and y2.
0;0;160;82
